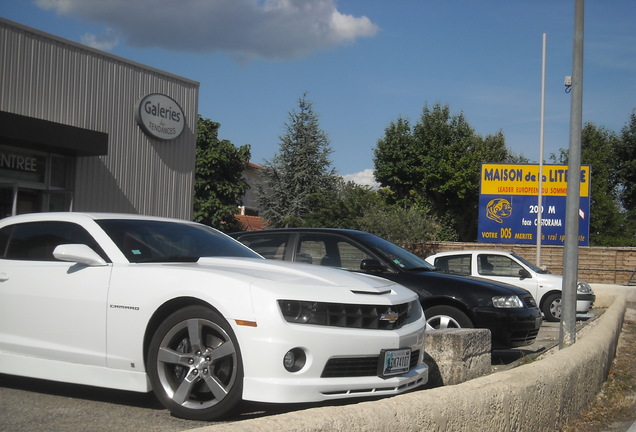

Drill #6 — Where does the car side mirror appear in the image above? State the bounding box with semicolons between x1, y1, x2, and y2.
53;244;107;266
360;259;385;273
519;268;532;279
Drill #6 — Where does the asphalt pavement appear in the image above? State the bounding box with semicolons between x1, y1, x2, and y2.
491;312;597;371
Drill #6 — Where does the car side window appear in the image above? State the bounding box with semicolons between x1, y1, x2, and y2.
296;238;326;265
0;221;107;262
434;255;471;275
297;234;372;271
478;254;525;278
237;234;288;260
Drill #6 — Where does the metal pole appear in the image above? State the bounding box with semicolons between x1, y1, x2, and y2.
536;33;546;267
560;0;584;349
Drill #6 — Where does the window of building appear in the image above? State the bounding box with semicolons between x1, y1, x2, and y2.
0;146;75;217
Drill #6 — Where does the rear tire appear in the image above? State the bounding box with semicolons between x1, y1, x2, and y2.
424;305;473;330
542;293;561;322
147;305;243;420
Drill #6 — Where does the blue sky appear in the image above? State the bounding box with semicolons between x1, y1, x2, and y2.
2;0;635;186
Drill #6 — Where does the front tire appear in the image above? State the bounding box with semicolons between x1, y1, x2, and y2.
424;305;473;330
542;293;561;322
147;306;243;420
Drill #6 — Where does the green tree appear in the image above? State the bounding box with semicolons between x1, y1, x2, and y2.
193;115;251;231
550;122;625;245
358;202;442;246
257;94;338;227
300;176;443;244
617;112;636;244
301;178;381;229
617;112;636;213
372;117;419;203
374;102;523;241
580;123;624;245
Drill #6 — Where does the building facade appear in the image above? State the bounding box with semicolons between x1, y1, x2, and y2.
0;18;199;219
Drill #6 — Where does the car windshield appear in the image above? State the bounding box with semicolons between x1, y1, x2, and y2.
96;219;261;263
358;233;436;271
512;252;549;274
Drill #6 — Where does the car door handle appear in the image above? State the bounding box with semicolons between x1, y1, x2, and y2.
0;272;9;281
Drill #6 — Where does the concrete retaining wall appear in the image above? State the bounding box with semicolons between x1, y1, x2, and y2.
423;328;491;387
190;284;635;432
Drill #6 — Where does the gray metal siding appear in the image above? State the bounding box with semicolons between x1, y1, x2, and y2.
1;19;199;219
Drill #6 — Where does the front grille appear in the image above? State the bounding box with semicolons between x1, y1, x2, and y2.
322;302;412;330
278;300;414;330
321;349;420;378
510;328;540;345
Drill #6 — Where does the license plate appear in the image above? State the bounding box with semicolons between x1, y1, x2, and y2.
379;348;411;377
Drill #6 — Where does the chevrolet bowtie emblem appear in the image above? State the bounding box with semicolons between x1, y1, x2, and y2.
379;309;399;323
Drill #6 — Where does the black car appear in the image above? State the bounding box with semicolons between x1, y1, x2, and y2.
230;228;542;349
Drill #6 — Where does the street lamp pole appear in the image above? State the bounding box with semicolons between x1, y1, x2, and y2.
560;0;584;349
536;33;547;267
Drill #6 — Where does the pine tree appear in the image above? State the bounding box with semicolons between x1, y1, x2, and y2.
257;94;337;227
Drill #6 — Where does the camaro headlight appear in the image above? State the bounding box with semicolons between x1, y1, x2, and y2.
492;295;524;308
577;281;593;294
278;300;325;325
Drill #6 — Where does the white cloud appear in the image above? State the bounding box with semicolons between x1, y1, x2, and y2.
80;28;119;51
35;0;379;60
342;169;379;188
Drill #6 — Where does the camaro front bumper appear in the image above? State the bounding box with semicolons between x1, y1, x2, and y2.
234;318;428;403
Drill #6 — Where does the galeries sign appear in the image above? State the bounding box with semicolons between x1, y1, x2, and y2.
478;163;591;246
136;93;185;140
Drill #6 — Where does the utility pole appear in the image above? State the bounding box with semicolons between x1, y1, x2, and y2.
560;0;584;349
536;33;546;267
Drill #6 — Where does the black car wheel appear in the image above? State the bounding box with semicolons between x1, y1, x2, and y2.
542;293;561;322
147;305;243;420
424;305;473;330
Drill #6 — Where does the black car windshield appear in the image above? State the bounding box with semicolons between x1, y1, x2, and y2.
358;233;436;271
512;252;549;274
97;219;261;263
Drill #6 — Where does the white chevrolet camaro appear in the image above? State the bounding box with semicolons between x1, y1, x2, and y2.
0;213;428;420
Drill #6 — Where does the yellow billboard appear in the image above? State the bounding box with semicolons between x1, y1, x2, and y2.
481;164;590;197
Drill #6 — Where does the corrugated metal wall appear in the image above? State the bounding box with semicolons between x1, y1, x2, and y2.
0;19;199;220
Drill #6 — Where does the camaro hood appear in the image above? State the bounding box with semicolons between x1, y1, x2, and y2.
194;257;413;298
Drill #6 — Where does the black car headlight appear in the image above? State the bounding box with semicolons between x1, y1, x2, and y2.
492;295;524;308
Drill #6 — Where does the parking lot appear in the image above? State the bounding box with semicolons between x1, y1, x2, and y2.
491;312;598;371
0;316;599;432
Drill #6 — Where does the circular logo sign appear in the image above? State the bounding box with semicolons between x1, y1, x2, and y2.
136;93;185;140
